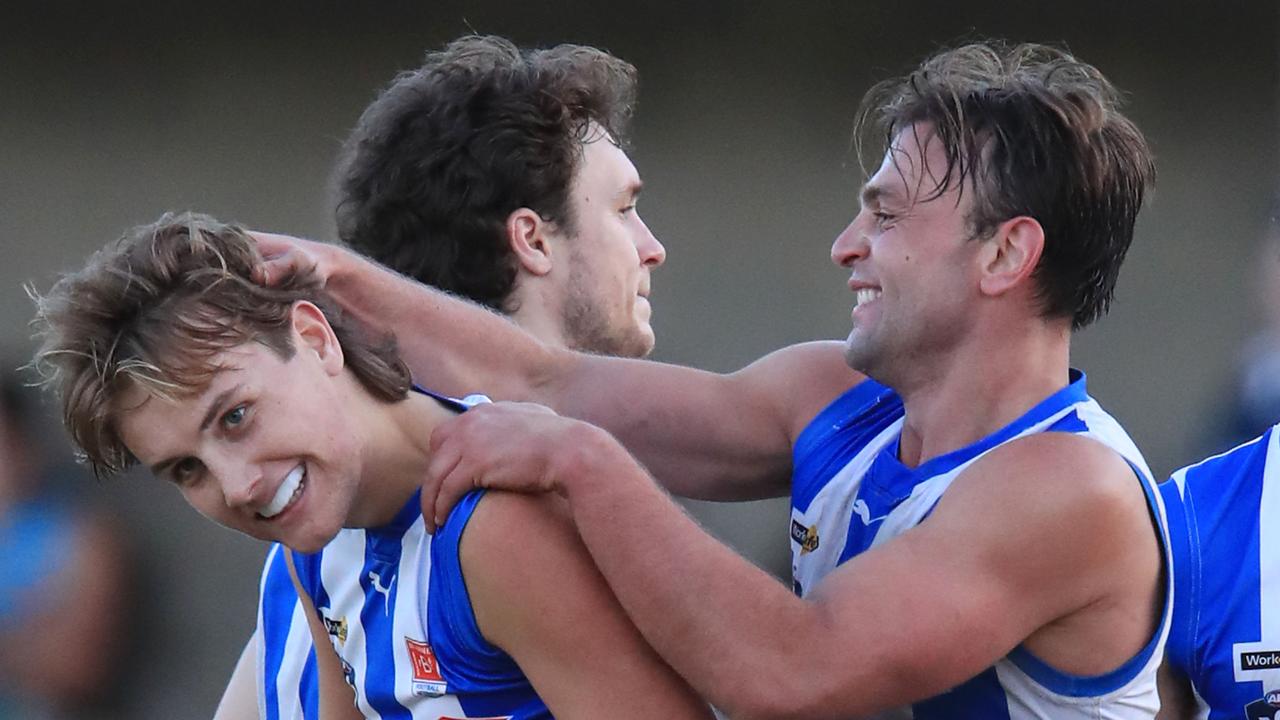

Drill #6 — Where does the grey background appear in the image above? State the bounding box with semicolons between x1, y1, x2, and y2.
2;1;1276;716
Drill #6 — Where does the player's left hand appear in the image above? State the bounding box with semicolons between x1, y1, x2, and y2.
422;401;623;533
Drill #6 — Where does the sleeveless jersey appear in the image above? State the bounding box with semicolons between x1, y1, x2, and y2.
256;390;546;719
1162;425;1280;720
790;371;1171;719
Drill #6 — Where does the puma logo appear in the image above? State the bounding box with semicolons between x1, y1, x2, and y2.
368;570;396;614
853;498;888;526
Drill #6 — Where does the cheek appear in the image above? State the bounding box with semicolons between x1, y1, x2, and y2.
178;485;225;524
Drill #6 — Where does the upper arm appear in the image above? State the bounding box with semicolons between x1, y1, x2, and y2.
323;255;855;499
1156;658;1199;720
213;632;260;720
552;341;862;500
460;492;713;720
786;434;1157;713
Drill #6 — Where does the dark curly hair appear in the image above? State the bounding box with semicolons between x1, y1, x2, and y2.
858;41;1155;330
333;35;638;312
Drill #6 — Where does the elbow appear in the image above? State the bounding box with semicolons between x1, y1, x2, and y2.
713;661;850;720
715;645;923;720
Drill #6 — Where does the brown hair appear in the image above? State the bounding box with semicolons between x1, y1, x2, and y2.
31;213;411;478
333;34;638;311
857;41;1155;330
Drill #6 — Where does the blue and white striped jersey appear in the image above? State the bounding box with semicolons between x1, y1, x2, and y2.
289;488;547;719
1162;425;1280;720
257;542;318;720
256;390;546;719
790;370;1171;719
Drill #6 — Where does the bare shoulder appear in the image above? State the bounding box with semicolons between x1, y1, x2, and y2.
733;340;867;437
933;431;1156;587
459;490;574;562
456;491;583;624
737;340;860;380
973;432;1145;507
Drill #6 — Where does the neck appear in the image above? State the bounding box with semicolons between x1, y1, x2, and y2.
347;390;459;528
508;302;570;348
894;318;1072;468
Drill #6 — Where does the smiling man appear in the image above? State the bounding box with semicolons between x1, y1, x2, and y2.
256;41;1168;717
216;35;669;720
31;215;710;720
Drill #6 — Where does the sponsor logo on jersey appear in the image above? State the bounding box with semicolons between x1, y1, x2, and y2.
1241;650;1280;670
791;519;819;554
323;615;348;645
1244;689;1280;718
405;637;448;697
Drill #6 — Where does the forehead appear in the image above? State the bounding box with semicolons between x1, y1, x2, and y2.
574;134;640;193
863;124;960;206
112;344;266;459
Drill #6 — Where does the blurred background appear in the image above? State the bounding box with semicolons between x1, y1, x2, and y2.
1;1;1276;716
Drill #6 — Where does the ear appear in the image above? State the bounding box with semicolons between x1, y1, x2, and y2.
977;216;1045;298
505;208;555;277
290;301;344;376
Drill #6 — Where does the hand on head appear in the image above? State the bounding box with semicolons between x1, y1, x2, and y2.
250;231;335;287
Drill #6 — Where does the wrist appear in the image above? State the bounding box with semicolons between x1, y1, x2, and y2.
553;421;627;501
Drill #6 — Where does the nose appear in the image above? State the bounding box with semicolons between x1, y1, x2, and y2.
636;217;666;269
831;217;869;268
212;456;266;509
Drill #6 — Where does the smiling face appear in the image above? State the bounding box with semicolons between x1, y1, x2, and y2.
831;124;986;386
557;135;666;358
114;304;368;554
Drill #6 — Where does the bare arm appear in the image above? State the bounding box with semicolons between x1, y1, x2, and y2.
460;491;713;720
1156;660;1199;720
213;632;260;720
428;406;1163;717
284;551;362;720
255;232;860;501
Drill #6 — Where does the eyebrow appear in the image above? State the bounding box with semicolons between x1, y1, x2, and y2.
147;384;240;476
860;184;898;207
614;180;643;202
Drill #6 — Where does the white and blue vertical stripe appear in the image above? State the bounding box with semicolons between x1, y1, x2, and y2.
790;370;1170;719
1163;425;1280;719
255;389;547;719
258;543;318;720
289;489;548;719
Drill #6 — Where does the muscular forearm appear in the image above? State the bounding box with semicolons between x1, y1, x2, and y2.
556;430;845;718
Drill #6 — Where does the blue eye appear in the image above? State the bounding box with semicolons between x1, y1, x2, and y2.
222;405;247;428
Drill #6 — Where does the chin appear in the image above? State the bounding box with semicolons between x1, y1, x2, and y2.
284;531;333;555
842;336;880;376
624;328;656;359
